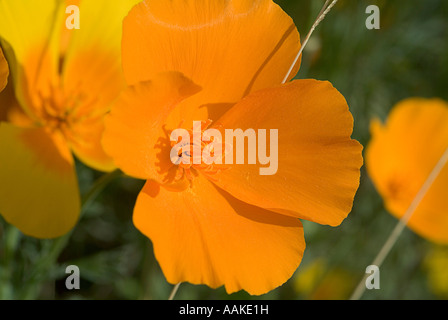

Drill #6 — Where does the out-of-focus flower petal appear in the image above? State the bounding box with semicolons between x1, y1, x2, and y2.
59;0;140;172
0;123;80;239
366;98;448;244
0;0;64;116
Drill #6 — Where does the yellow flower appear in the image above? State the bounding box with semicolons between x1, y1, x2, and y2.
294;260;355;300
0;0;139;238
366;98;448;244
424;246;448;298
294;259;327;296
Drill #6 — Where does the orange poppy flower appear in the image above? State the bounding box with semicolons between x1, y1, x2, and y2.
0;47;8;91
366;98;448;244
0;0;139;238
102;0;363;295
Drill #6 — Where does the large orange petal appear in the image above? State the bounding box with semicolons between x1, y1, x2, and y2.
134;175;305;295
0;47;8;92
210;80;363;226
0;123;80;239
102;72;202;181
122;0;301;121
366;98;448;244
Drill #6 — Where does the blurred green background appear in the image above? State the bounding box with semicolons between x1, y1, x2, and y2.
1;0;448;300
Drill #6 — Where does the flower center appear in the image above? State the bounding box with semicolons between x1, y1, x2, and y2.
36;78;97;138
169;120;229;183
39;86;71;132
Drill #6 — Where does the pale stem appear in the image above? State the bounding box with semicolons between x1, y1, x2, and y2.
350;145;448;300
168;283;182;300
282;0;339;84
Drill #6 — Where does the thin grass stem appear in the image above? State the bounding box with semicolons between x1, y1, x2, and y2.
282;0;339;84
168;283;181;300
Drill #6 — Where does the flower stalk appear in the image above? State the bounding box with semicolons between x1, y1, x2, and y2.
283;0;339;83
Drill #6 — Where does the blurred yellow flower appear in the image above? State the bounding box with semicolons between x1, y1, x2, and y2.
0;0;139;238
366;98;448;244
294;259;355;300
294;259;326;296
424;246;448;298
